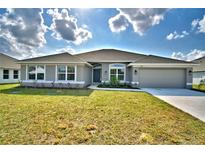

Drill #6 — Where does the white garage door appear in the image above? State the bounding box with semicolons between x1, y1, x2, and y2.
139;68;186;88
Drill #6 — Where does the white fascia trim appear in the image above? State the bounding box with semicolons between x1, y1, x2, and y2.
21;80;85;84
0;67;20;69
19;62;92;67
19;61;87;64
84;60;133;63
128;63;199;67
186;83;192;85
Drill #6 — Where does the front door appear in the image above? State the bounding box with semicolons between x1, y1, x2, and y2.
93;69;101;83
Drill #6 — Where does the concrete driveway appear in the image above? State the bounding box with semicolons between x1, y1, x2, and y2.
142;88;205;122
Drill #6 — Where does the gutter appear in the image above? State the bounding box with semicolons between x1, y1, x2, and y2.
128;63;199;67
17;61;93;67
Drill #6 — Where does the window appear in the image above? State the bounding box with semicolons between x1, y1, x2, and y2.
57;65;75;81
57;65;66;80
67;66;75;80
109;64;125;81
28;65;36;80
28;65;45;80
37;65;45;80
13;70;19;79
3;69;9;79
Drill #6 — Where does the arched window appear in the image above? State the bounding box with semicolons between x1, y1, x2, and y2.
109;64;125;81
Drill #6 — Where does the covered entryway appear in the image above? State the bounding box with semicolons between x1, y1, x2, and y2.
139;68;186;88
92;64;102;83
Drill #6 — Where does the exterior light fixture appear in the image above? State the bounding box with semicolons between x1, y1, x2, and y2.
134;69;137;75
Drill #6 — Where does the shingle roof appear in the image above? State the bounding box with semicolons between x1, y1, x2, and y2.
192;56;205;62
19;52;87;63
75;49;146;62
18;49;194;65
133;55;192;63
0;52;20;69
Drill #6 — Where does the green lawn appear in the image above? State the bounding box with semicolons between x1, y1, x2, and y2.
0;84;205;144
192;84;205;92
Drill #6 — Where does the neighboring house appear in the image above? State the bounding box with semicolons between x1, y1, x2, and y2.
0;53;20;84
192;56;205;85
18;49;196;89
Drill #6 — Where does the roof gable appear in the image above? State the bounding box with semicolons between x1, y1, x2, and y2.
19;52;86;63
0;53;20;69
134;55;192;64
192;56;205;62
75;49;146;62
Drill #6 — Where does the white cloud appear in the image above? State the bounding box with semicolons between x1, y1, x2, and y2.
0;9;47;58
166;31;189;40
191;15;205;33
47;9;92;45
55;46;76;54
198;15;205;33
108;8;169;35
108;14;129;33
171;49;205;61
191;19;199;30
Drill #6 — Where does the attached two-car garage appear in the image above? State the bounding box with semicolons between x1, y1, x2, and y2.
139;68;186;88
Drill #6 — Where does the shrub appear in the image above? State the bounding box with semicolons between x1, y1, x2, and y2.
198;79;205;89
110;77;120;87
200;79;205;85
97;80;138;89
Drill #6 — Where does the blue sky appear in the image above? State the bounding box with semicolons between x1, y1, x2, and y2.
0;8;205;60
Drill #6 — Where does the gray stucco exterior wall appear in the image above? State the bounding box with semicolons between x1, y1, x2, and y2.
21;64;26;80
130;67;139;87
130;67;193;89
101;62;130;82
20;64;92;88
77;64;92;86
186;68;193;88
101;63;109;82
131;67;139;82
77;65;84;81
83;65;92;86
126;67;131;82
46;65;56;81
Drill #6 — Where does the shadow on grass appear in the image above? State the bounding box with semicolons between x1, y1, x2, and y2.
0;86;94;96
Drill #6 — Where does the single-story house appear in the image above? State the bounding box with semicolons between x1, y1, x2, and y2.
192;56;205;84
18;49;196;89
0;53;20;84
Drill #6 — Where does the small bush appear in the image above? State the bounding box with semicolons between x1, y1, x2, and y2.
110;77;120;87
98;82;137;89
198;79;205;89
200;79;205;85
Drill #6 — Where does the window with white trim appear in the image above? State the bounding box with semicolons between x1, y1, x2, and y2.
110;64;125;81
28;65;45;80
37;65;45;80
3;69;9;79
57;65;66;80
28;65;36;80
67;66;75;81
57;65;75;81
13;70;19;79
